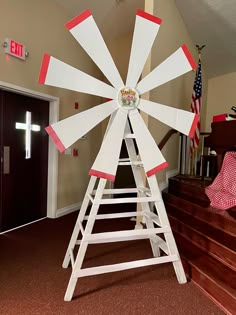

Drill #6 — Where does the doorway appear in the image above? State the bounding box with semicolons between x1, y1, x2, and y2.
0;90;49;232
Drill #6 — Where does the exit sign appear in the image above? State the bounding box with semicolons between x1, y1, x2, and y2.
4;38;26;60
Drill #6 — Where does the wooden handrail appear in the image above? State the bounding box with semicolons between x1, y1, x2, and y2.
158;129;178;150
200;131;210;136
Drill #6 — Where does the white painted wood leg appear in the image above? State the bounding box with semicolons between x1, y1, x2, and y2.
64;277;78;301
142;203;161;257
64;179;107;301
62;176;97;268
147;175;187;284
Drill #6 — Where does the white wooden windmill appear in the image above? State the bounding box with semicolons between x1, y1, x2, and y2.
38;9;199;301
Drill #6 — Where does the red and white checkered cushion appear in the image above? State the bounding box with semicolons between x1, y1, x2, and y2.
205;151;236;210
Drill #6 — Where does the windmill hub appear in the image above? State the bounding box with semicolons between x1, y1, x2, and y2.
117;87;140;110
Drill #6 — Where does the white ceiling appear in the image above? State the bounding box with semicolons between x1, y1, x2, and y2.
53;0;144;41
53;0;236;78
176;0;236;78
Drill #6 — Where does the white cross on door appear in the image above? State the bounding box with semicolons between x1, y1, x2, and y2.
15;111;41;159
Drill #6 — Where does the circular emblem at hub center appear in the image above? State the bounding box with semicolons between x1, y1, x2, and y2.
117;87;139;109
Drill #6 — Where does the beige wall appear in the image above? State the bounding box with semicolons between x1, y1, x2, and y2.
205;72;236;131
0;0;103;209
150;0;208;182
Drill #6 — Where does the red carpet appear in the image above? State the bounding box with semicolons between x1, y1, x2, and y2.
0;211;224;314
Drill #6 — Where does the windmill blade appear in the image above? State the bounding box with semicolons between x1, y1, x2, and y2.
38;54;117;100
65;9;124;90
137;44;197;95
126;10;162;88
129;109;168;177
46;100;118;153
103;110;117;138
139;99;199;137
89;109;127;182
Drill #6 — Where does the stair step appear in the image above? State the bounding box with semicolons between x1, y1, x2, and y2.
169;214;236;271
163;193;235;251
163;191;236;236
168;175;211;206
174;233;236;314
168;176;236;216
163;175;236;314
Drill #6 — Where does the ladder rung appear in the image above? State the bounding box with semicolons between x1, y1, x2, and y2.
118;161;143;166
84;226;170;243
84;211;145;220
92;188;139;195
75;255;178;277
124;133;135;138
118;158;143;166
100;196;159;204
91;187;150;195
88;196;160;205
118;158;130;162
76;233;153;245
74;227;168;251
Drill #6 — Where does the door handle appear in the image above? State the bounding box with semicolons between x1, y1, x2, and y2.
3;146;10;174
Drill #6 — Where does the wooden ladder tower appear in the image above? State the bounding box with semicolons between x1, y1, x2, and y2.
62;122;187;301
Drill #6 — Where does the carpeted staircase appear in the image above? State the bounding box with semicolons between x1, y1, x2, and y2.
163;175;236;314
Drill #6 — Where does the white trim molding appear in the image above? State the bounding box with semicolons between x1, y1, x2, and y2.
56;202;82;218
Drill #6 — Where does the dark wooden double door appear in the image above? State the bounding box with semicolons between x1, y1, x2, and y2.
0;90;49;232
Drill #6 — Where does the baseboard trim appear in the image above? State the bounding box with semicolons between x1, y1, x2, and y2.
56;202;82;218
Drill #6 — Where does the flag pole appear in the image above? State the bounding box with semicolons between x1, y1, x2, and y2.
190;44;205;176
196;44;205;57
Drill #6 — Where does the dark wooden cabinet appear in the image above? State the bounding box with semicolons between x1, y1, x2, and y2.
204;120;236;171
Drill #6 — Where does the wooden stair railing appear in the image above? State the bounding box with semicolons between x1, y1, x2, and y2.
158;129;178;150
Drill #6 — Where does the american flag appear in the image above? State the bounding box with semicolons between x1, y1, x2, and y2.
190;58;202;155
